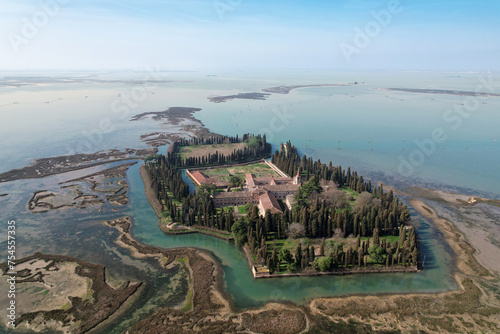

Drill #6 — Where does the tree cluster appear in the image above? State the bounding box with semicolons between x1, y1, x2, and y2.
272;141;372;192
170;134;271;168
145;155;234;231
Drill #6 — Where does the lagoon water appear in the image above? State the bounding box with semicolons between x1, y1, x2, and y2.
0;70;499;316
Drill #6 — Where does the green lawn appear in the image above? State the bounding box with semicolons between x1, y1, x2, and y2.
203;163;279;179
359;235;400;243
178;142;249;160
237;205;249;214
267;237;311;252
340;187;359;199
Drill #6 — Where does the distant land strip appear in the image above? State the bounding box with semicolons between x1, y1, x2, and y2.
0;148;157;183
208;93;270;103
262;84;352;94
130;107;202;121
385;88;500;97
208;84;354;103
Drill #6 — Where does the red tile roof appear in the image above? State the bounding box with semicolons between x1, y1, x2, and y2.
190;171;209;185
246;173;256;188
259;192;282;214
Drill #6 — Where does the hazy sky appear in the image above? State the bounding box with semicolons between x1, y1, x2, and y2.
1;0;499;71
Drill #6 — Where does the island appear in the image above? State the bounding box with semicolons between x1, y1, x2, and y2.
208;92;271;103
385;88;500;97
130;106;218;147
0;148;157;183
141;135;420;278
207;84;354;103
130;107;202;124
262;84;352;94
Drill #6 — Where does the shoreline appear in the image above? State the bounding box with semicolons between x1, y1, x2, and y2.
384;183;500;276
139;164;163;218
410;198;492;278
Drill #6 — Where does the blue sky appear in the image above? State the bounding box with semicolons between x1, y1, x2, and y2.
0;0;499;71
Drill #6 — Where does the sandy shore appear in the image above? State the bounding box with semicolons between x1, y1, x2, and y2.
410;199;493;278
309;198;500;333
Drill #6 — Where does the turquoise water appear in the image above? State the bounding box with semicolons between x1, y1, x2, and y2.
126;163;455;308
1;70;498;311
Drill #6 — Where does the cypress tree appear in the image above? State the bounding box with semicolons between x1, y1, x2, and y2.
296;243;302;269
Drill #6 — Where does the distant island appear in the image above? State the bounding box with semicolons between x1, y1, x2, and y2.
208;93;271;103
0;148;156;183
130;106;217;147
262;84;353;94
0;75;184;88
208;83;355;103
141;135;419;278
130;107;202;122
385;88;500;97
